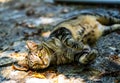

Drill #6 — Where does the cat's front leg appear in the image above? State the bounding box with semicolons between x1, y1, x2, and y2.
74;47;97;65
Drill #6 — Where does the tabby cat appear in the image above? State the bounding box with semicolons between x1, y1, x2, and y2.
26;10;120;70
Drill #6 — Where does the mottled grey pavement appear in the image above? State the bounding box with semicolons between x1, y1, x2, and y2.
0;0;120;83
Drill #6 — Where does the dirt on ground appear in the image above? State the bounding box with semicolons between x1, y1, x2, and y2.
0;0;120;83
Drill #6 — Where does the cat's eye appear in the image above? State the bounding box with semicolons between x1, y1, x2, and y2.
38;52;42;57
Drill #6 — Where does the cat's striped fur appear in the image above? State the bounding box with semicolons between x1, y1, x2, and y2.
26;10;120;70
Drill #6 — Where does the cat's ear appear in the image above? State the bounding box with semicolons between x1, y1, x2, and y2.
26;40;38;51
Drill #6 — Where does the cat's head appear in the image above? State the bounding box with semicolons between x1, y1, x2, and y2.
26;41;51;70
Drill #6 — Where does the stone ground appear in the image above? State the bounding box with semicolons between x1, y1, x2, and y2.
0;0;120;83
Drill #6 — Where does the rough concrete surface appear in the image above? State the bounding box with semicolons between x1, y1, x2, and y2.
0;0;120;83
